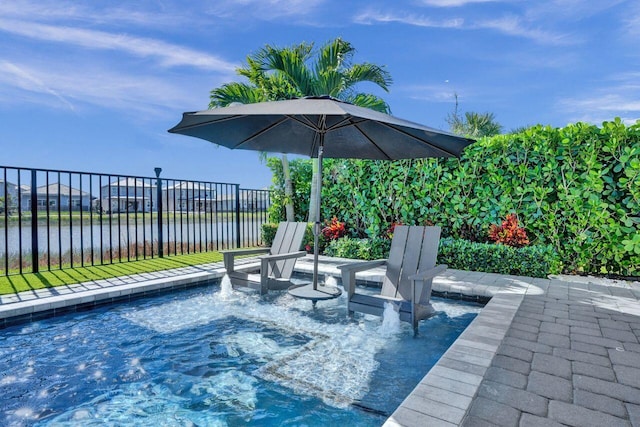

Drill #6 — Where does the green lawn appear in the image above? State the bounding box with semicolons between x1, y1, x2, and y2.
0;251;224;295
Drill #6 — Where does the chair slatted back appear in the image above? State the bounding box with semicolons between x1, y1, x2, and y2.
268;222;307;279
381;225;441;301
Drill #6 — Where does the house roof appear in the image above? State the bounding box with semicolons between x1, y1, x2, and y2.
0;179;17;187
36;183;90;197
165;181;212;191
102;178;156;188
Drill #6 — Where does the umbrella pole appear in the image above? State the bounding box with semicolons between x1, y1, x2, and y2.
312;133;325;291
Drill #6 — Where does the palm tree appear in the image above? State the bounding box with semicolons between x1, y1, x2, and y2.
446;93;502;138
210;57;300;221
253;38;392;221
449;111;502;138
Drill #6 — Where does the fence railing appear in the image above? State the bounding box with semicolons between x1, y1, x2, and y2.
0;165;271;277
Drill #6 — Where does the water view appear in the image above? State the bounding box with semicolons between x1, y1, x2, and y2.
0;279;482;426
0;218;266;258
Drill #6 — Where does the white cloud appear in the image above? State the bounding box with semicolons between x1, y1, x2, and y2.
623;2;640;36
0;59;215;117
0;1;198;29
562;94;640;113
354;10;464;28
0;61;76;111
398;84;462;103
524;0;628;22
205;0;326;20
558;75;640;125
419;0;499;7
353;9;573;45
473;15;577;45
0;18;238;72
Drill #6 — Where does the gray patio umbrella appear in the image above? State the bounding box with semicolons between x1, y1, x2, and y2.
168;96;474;297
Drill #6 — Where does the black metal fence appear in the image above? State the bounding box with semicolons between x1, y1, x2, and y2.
0;165;271;276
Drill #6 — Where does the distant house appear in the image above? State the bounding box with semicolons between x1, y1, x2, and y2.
33;183;92;211
163;181;215;212
0;179;19;212
100;178;156;213
9;182;91;212
216;191;270;212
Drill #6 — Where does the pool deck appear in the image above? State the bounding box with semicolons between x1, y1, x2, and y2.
1;255;639;426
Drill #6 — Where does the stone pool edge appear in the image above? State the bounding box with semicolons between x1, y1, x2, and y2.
382;291;524;427
0;264;227;327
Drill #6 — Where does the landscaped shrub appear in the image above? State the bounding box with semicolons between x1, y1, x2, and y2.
322;216;347;241
267;119;640;277
261;223;278;246
324;236;391;260
437;238;562;278
488;213;530;247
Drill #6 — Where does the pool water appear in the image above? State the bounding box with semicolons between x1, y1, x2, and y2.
0;279;482;426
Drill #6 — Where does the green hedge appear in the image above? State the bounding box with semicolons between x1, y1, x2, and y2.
437;238;562;278
323;236;561;278
267;119;640;277
324;236;391;260
262;223;279;246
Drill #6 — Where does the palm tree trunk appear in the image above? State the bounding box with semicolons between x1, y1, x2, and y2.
282;154;295;221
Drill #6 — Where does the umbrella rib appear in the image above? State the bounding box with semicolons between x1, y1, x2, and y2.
378;122;460;157
233;116;290;149
286;114;322;132
171;114;245;131
351;123;393;160
330;117;460;158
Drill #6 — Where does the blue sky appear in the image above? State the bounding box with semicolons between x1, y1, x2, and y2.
1;0;638;189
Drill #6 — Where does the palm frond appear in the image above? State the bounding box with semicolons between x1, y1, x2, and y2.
343;63;392;92
316;38;355;71
254;44;316;96
345;93;391;114
209;83;266;108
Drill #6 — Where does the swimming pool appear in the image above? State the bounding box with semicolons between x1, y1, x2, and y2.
0;279;482;426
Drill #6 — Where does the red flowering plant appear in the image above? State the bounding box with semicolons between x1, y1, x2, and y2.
386;221;403;239
321;216;347;241
488;213;530;248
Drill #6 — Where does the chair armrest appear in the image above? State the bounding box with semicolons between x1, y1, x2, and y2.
410;264;447;307
409;264;448;281
220;248;271;256
259;251;307;262
222;248;270;273
338;259;387;297
337;259;387;273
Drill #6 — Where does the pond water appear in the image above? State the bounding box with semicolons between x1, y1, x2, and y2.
0;280;482;426
0;218;265;257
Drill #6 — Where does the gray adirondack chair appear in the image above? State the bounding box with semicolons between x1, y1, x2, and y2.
338;225;447;332
221;222;307;295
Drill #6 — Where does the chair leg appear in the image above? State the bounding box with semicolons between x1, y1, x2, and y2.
412;304;418;336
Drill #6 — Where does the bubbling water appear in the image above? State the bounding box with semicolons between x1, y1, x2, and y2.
218;275;234;300
378;302;401;336
324;275;338;288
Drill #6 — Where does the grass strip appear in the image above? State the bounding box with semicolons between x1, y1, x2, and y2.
0;252;224;295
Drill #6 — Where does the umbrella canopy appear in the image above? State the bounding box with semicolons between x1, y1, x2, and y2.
169;96;474;293
169;96;473;160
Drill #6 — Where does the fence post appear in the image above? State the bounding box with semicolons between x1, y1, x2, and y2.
235;185;241;248
30;169;39;273
155;167;163;258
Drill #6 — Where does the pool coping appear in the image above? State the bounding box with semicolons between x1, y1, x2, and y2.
294;256;545;426
0;264;227;327
0;256;550;425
